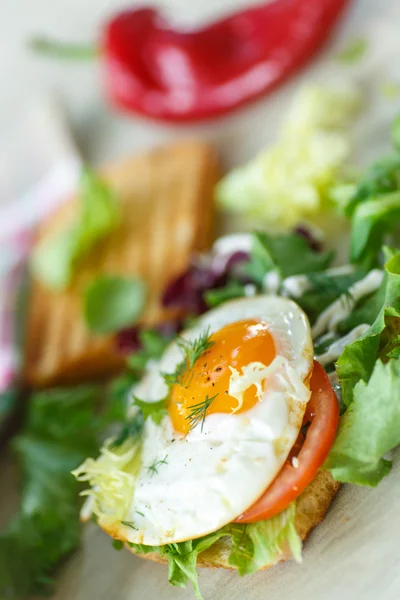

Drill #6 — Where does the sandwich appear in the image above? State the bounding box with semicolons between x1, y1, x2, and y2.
75;287;340;590
73;190;400;599
11;89;400;600
24;140;219;388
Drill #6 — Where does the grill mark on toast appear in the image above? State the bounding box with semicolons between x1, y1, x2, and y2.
24;141;220;387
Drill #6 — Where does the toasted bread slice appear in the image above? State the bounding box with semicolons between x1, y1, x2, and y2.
24;140;220;388
128;470;340;569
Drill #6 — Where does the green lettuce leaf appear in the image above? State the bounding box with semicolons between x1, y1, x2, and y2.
204;281;247;308
336;248;400;407
244;232;333;286
228;503;301;575
339;117;400;266
166;533;227;599
0;385;103;599
326;358;400;485
83;275;147;334
344;154;400;218
32;226;78;290
350;191;400;266
383;335;400;358
32;167;119;290
132;397;167;425
129;504;300;599
126;329;174;372
201;231;334;317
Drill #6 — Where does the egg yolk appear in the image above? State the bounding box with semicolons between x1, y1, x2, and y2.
169;319;276;435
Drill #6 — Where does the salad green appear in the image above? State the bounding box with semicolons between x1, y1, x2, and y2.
131;503;300;600
129;117;400;596
325;358;400;485
243;231;333;285
6;105;400;600
32;167;119;290
216;84;361;229
335;247;400;408
0;386;103;598
0;360;164;598
83;275;147;334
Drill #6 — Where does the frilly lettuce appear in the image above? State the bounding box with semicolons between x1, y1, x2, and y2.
326;358;400;485
72;394;168;527
325;248;400;485
72;436;142;527
130;503;300;600
228;502;301;575
335;247;400;407
216;84;361;229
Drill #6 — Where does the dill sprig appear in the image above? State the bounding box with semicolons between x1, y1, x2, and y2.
185;394;218;432
121;521;138;530
147;454;168;477
181;328;214;369
163;328;214;388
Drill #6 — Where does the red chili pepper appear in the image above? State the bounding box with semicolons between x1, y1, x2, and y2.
103;0;350;122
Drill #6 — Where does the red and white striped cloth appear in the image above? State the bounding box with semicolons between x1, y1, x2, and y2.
0;95;81;392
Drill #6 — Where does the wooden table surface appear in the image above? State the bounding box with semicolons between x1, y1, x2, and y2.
2;0;400;598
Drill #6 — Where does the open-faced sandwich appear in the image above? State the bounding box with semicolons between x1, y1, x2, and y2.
5;85;400;600
72;110;400;599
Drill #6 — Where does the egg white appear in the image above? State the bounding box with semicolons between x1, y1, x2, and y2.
113;296;313;546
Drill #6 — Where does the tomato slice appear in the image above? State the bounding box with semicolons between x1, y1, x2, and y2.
234;360;339;524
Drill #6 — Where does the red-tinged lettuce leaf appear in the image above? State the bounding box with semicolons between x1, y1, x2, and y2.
162;252;250;315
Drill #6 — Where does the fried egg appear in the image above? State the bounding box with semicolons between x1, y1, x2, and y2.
105;296;313;546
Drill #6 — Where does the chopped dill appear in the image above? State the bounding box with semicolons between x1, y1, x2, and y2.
147;454;168;477
121;521;138;530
